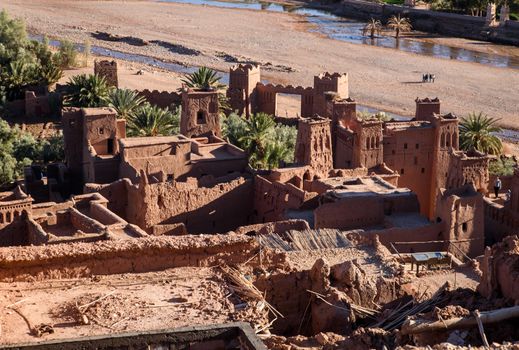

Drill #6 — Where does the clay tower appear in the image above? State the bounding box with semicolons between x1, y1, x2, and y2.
94;60;118;88
295;115;333;177
180;88;221;138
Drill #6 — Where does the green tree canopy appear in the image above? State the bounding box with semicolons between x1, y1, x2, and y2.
459;112;503;155
126;104;180;137
0;119;64;186
222;113;297;170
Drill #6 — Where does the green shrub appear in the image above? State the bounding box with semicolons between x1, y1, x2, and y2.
489;157;516;176
55;39;78;69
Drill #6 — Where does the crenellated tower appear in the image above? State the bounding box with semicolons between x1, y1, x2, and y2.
227;64;261;118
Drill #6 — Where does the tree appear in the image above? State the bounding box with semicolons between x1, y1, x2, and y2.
0;119;63;186
63;74;111;108
459;112;503;155
126;104;180;137
489;156;516;176
108;88;146;119
387;15;412;38
222;112;297;169
0;11;63;100
363;18;383;38
239;112;276;169
181;67;230;114
55;39;78;69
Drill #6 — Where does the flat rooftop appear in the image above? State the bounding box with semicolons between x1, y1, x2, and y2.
0;267;263;345
119;135;189;147
384;120;432;131
318;176;411;198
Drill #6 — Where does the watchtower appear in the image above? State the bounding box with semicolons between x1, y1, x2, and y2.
180;88;221;138
415;97;441;122
295;115;333;177
313;72;349;118
227;64;261;118
94;60;118;88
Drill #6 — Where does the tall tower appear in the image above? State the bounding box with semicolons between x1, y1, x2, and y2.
415;97;441;122
227;64;261;118
94;60;118;88
295;115;333;177
313;72;349;118
180;88;221;138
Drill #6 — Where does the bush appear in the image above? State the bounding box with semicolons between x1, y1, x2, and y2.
489;157;516;176
0;119;65;185
55;39;78;69
0;10;63;101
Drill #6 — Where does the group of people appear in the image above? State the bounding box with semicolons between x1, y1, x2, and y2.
422;73;436;83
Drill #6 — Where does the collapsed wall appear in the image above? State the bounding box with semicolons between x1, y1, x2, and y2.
478;235;519;302
0;234;274;282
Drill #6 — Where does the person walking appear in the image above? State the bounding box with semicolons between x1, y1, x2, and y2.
494;176;502;198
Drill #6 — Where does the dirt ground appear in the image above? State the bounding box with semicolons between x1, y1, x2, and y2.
0;267;258;345
2;0;519;128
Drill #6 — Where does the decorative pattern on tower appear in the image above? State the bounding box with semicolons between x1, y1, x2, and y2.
180;88;221;138
94;60;118;88
295;115;333;178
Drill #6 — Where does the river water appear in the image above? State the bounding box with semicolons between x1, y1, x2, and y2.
159;0;519;70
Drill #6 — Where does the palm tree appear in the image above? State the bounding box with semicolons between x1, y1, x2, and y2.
181;67;230;114
108;88;146;119
239;112;276;169
459;112;503;155
363;18;382;38
126;104;180;137
63;74;111;107
387;15;412;38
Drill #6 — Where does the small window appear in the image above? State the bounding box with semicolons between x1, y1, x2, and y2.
421;168;425;173
462;222;468;232
99;127;104;135
197;110;206;124
400;168;404;174
415;143;419;149
404;143;408;149
107;139;114;154
392;150;395;155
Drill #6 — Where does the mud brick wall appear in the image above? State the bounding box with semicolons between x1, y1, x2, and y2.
0;235;261;282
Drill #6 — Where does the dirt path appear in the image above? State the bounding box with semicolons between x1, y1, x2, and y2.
2;0;519;127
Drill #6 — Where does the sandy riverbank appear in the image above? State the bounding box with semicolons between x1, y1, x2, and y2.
2;0;518;127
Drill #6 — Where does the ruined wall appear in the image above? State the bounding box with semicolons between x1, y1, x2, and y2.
254;175;316;223
84;179;130;219
137;89;181;109
119;138;193;183
126;175;254;234
478;235;519;302
0;235;265;282
254;270;312;335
